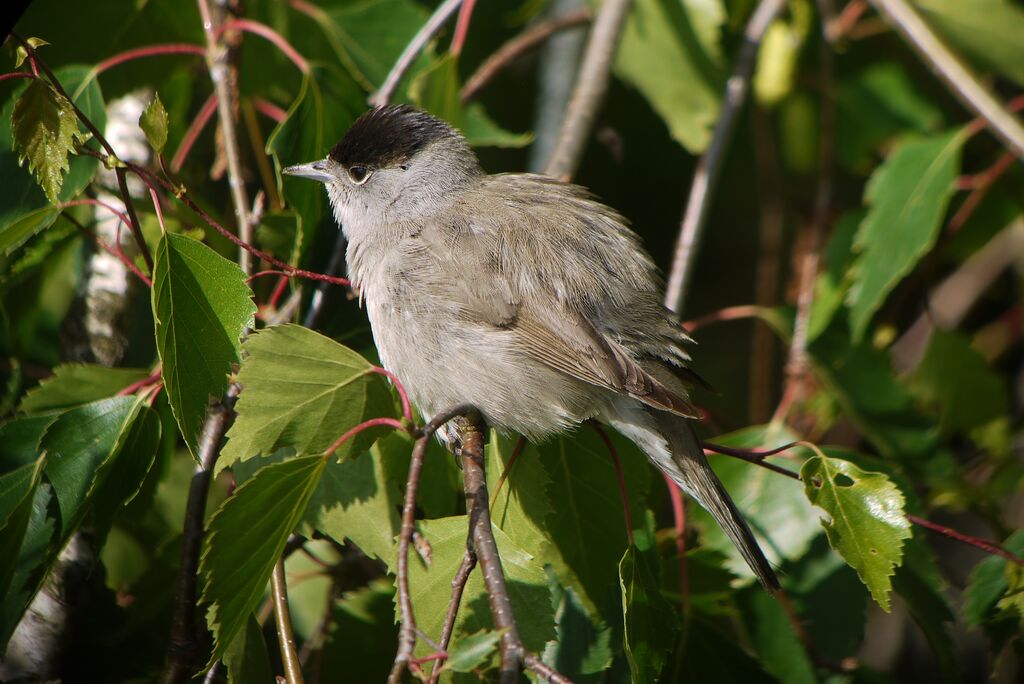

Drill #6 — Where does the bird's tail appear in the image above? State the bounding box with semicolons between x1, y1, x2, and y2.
647;409;780;591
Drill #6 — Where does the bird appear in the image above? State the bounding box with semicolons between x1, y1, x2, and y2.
284;104;779;591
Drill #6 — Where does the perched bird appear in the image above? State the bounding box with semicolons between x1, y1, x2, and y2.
284;105;778;590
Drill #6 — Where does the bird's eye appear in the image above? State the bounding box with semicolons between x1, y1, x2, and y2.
347;165;371;185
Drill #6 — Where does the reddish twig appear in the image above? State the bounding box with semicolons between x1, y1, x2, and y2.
252;97;288;123
247;269;293;283
682;304;765;333
427;548;478;684
663;473;688;602
0;71;35;82
828;0;868;41
387;433;431;684
322;417;407;460
117;368;163;396
947;151;1016;233
93;43;205;76
371;367;414;423
591;422;635;545
216;19;310;74
171;93;218;173
907;515;1024;565
489;435;526;511
62;211;153;287
461;8;592;104
448;0;477;57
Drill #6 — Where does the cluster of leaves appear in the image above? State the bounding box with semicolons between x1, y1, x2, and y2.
1;0;1023;682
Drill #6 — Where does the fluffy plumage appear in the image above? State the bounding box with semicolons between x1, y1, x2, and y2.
285;105;780;591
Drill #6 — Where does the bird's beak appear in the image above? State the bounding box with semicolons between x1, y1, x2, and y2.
283;159;332;182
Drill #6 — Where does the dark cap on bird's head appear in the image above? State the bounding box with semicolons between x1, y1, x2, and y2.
328;104;456;170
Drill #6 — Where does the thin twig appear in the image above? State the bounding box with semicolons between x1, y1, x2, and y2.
663;0;788;315
682;304;766;332
196;0;255;275
907;515;1024;565
868;0;1024;159
460;8;593;104
369;0;463;107
591;422;634;544
773;0;837;425
387;433;430;684
162;387;238;684
172;93;218;173
543;0;631;180
271;558;305;684
663;473;688;603
457;411;524;683
523;653;572;684
448;0;477;57
427;548;478;684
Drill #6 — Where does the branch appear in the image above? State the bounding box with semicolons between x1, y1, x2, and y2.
196;0;255;275
543;0;631;180
162;386;239;684
427;548;477;684
460;8;593;104
662;0;788;315
369;0;463;107
456;410;524;683
867;0;1024;160
271;558;305;684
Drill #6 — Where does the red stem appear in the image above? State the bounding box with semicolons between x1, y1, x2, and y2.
908;514;1024;565
117;368;163;396
663;473;688;602
63;198;132;228
266;274;290;310
0;71;35;82
371;367;414;423
964;94;1024;137
252;97;288;123
591;423;635;545
216;19;310;74
66;214;153;287
322;417;406;460
247;269;293;283
171;93;218;173
93;43;205;76
947;151;1016;233
449;0;477;57
683;304;762;332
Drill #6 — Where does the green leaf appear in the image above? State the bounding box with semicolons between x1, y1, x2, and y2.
963;530;1024;626
220;325;391;472
304;431;407;564
152;233;256;455
201;454;326;661
619;529;677;683
407;516;555;659
224;613;274;684
907;330;1010;453
319;579;399;683
139;92;168;154
542;572;613;680
688;424;821;581
892;540;959;681
40;396;138;540
447;629;503;673
807;211;861;342
1;65;105;251
0;458;46;601
11;79;88;204
18;364;150;415
615;0;725;153
753;1;813;107
917;0;1024;86
735;587;816;684
0;415;55;470
847;130;964;341
800;455;911;611
14;37;49;69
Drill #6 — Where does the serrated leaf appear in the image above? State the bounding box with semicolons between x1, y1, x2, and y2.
619;528;677;684
140;92;168;154
18;364;150;415
152;233;256;455
963;531;1024;626
542;571;613;680
201;454;326;661
224;613;274;684
407;516;555;660
447;629;503;673
800;456;911;611
220;325;391;472
615;0;725;153
304;432;406;564
40;396;138;540
847;130;964;341
11;79;88;204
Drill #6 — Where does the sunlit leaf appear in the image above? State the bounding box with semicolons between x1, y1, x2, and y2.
139;92;168;154
11;79;88;204
201;454;326;661
447;629;503;673
800;455;911;611
152;233;256;455
220;324;391;472
18;364;149;415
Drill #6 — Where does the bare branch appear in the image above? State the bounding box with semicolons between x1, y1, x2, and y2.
543;0;631;180
663;0;788;315
369;0;463;107
460;8;593;104
868;0;1024;160
271;559;305;684
196;0;255;275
